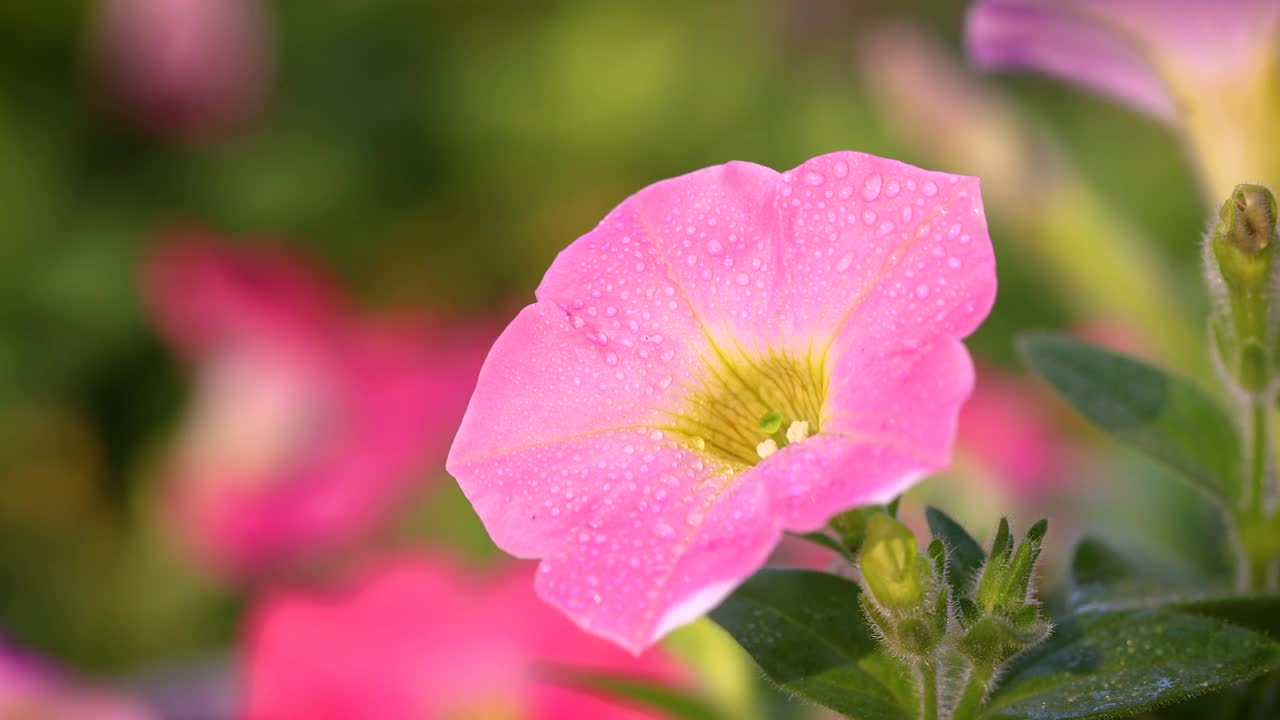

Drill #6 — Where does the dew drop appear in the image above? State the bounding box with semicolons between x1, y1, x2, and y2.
804;171;825;186
604;352;618;366
833;160;849;179
922;180;938;197
735;273;750;286
836;253;854;272
915;284;931;299
861;173;883;201
885;179;901;198
707;238;724;255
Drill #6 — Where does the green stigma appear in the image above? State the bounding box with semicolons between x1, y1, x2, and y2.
664;345;829;468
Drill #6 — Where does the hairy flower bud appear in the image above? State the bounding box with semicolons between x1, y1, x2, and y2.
860;514;926;610
1206;184;1280;394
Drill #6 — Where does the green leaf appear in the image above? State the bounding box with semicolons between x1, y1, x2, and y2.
792;531;855;562
1168;593;1280;642
926;506;985;598
1017;333;1241;505
980;609;1280;719
1069;537;1280;641
710;569;916;719
1067;538;1200;610
547;669;728;720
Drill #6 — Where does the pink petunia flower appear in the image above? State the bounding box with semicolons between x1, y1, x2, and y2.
244;554;685;719
94;0;271;137
447;151;996;653
145;233;490;579
0;641;151;720
966;0;1280;202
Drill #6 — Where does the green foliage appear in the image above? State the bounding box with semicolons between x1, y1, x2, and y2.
980;610;1280;720
1018;333;1242;505
714;508;1280;720
926;505;985;598
546;668;729;720
709;569;917;720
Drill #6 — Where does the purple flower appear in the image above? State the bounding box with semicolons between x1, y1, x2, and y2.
968;0;1280;201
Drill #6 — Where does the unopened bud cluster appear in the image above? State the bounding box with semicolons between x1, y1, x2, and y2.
854;512;1051;714
858;514;951;659
957;518;1052;673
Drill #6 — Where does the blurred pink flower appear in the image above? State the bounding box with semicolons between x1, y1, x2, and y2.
95;0;270;137
448;151;996;652
0;641;150;720
966;0;1280;201
244;554;685;720
145;233;491;578
957;366;1068;499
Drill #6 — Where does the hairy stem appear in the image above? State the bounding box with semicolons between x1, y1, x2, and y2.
1249;396;1269;521
919;660;938;720
1239;395;1277;591
951;666;993;720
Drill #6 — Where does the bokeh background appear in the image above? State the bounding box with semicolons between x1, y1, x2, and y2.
0;1;1230;717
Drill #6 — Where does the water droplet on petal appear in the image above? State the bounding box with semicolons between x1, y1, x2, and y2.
922;180;938;197
861;173;883;201
804;171;825;186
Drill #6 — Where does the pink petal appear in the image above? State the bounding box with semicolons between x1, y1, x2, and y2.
149;237;490;577
245;555;682;719
769;340;977;531
144;233;341;360
775;152;994;343
529;437;777;654
966;0;1280;123
450;151;995;652
563;160;782;344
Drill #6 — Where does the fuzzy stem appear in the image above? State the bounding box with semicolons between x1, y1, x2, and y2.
951;666;993;720
1238;395;1277;591
919;660;938;720
1248;396;1269;521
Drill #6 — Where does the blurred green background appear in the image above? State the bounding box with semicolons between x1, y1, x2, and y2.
0;0;1218;708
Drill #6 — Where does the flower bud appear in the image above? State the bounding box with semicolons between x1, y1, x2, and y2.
1206;184;1280;393
859;514;926;610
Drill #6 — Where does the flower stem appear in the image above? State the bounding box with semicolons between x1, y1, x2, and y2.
1248;396;1269;520
1239;394;1277;591
919;660;938;720
951;666;992;720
